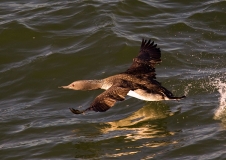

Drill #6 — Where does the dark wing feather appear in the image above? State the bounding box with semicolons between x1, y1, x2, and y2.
69;84;130;114
125;39;161;77
137;39;161;63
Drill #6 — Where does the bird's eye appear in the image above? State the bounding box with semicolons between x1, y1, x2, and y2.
72;84;74;87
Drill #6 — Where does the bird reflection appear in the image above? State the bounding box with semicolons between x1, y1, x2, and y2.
72;103;181;159
101;102;181;142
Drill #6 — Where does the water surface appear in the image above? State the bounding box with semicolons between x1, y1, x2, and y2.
0;0;226;159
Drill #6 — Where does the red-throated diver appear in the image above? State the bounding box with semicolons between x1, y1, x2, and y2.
60;39;186;114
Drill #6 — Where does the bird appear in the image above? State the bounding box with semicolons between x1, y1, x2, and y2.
60;39;186;114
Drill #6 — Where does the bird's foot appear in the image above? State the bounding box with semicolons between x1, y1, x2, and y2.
170;95;186;101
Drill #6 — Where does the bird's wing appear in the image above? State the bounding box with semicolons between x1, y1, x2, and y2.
137;39;161;64
69;83;130;114
125;39;161;77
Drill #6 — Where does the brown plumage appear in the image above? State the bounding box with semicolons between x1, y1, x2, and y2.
61;39;186;114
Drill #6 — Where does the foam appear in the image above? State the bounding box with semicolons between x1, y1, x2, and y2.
212;78;226;120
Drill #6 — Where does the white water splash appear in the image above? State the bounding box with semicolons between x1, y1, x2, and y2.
184;83;192;96
212;78;226;120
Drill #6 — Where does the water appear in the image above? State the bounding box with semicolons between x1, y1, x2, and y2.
0;0;226;159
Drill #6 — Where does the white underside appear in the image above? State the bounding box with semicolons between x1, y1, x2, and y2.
127;89;170;101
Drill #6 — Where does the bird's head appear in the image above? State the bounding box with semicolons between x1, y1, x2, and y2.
59;80;102;91
59;81;84;90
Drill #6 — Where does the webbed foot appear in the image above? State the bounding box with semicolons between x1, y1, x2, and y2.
169;95;186;100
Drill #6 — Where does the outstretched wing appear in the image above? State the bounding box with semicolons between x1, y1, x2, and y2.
125;39;161;77
137;39;161;63
69;84;130;114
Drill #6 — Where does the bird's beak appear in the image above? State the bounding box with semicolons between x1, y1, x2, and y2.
58;85;70;89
